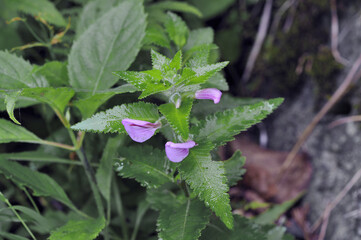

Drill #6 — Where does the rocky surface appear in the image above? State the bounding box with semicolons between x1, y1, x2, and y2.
267;3;361;238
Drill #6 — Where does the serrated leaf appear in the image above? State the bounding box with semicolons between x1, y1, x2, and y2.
191;98;284;146
113;70;172;99
149;1;202;17
159;98;193;140
0;51;47;89
5;91;21;124
71;102;160;134
170;50;182;70
96;136;124;202
49;217;105;240
0;157;78;212
202;72;229;91
151;49;171;71
224;151;246;186
144;24;171;48
146;185;184;211
184;28;214;51
165;12;189;48
3;0;67;26
32;61;69;87
68;1;146;94
0;119;42;144
76;0;123;37
181;62;228;86
115;145;174;188
73;84;137;119
184;43;218;67
158;199;211;240
179;143;233;229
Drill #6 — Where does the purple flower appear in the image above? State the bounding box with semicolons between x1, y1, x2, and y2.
122;119;161;143
195;88;222;104
165;140;196;162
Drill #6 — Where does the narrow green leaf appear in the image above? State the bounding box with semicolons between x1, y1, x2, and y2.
151;49;171;71
181;62;229;86
149;1;202;17
159;98;193;140
49;217;105;240
0;51;47;89
115;145;174;188
3;0;67;26
0;157;78;212
0;232;29;240
32;61;69;87
71;102;160;134
184;28;214;51
73;84;137;119
224;151;246;186
96;136;125;202
68;1;146;93
179;143;233;229
255;195;301;225
188;0;236;19
170;50;182;71
191;98;284;146
0;119;42;144
5;91;21;124
158;199;211;240
165;12;189;48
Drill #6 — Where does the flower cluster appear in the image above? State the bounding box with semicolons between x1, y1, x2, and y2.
122;88;221;162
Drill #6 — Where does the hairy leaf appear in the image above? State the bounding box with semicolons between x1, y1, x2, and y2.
179;143;233;229
0;119;42;144
224;151;246;186
115;145;174;188
0;51;47;89
192;98;284;146
73;84;137;119
159;98;193;140
158;199;211;240
71;102;160;134
202;72;229;91
3;0;66;26
165;12;189;48
68;1;146;93
49;217;105;240
32;61;69;87
180;62;229;86
184;27;214;51
144;24;171;48
0;157;78;212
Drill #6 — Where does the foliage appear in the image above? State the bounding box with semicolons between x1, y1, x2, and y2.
0;0;288;239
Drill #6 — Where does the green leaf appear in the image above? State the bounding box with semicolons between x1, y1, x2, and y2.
150;49;171;71
202;72;229;91
179;143;233;229
159;98;193;140
148;1;202;17
255;195;301;225
0;232;28;240
76;0;123;37
188;0;236;19
184;28;214;51
113;70;172;99
0;51;47;89
73;84;137;119
96;136;125;202
158;199;211;240
191;98;284;146
0;157;78;212
0;119;42;144
3;0;67;26
115;145;174;188
68;1;146;94
71;102;160;134
224;151;246;186
180;62;229;86
5;91;21;124
144;24;171;48
0;151;84;166
170;50;183;71
49;217;105;240
146;185;184;211
32;61;69;87
165;12;189;48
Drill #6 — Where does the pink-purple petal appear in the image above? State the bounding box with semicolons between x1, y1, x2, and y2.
195;88;222;104
122;119;160;143
165;140;196;162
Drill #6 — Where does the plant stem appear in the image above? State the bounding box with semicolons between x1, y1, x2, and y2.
23;20;45;44
180;180;190;198
113;179;129;240
23;188;40;214
130;201;149;240
39;140;75;151
5;197;37;240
